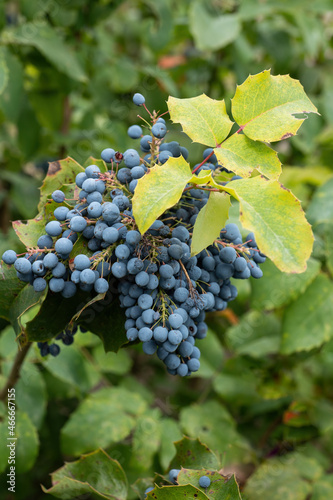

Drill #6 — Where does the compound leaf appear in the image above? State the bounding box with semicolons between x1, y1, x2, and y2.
232;70;319;142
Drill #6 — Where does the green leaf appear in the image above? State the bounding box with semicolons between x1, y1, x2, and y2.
0;48;9;95
222;176;314;273
231;70;319;142
189;1;240;51
43;344;100;393
0;48;24;121
8;282;46;338
42;449;128;500
25;289;91;343
178;470;242;500
168;94;233;147
243;453;320;500
0;265;25;321
38;157;84;210
130;409;162;471
311;475;333;499
225;311;281;358
214;134;282;179
15;361;47;429
196;328;225;378
147;484;208;499
280;274;333;354
250;258;321;310
12;213;47;248
132;156;192;234
307;177;333;227
92;343;132;375
179;403;251;465
83;156;108;173
158;419;183;470
191;191;231;256
14;411;39;473
169;437;220;470
2;22;87;82
61;387;147;456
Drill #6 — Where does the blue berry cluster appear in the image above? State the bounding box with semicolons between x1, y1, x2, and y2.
1;92;265;374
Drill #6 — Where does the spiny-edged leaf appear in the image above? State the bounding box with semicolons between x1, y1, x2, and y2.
191;191;231;256
9;283;46;339
214;133;281;179
132;156;192;234
61;387;147;455
12;213;47;248
306;177;333;226
250;258;321;310
14;411;39;473
169;437;220;471
178;470;242;500
39;157;84;210
168;94;233;147
189;1;240;52
42;449;128;500
147;484;208;499
2;22;86;82
222;176;314;273
280;274;333;354
83;156;108;173
0;264;26;320
232;70;319;142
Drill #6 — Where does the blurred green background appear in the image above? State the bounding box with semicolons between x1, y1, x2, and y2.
1;1;333;499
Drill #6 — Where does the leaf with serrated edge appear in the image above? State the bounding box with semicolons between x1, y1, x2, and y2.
83;156;108;173
42;449;128;500
147;484;208;499
39;157;84;210
132;156;192;234
222;176;313;273
168;94;233;147
178;469;242;500
214;133;281;179
191;192;231;256
232;70;319;142
12;214;47;249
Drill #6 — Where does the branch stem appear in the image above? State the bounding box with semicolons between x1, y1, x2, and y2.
0;342;32;401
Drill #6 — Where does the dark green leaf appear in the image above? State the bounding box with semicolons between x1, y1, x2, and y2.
178;469;242;500
42;449;128;500
169;437;220;470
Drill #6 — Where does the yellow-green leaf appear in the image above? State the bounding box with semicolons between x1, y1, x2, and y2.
222;176;314;273
132;156;192;234
214;133;281;179
232;70;319;142
168;94;233;147
191;192;231;256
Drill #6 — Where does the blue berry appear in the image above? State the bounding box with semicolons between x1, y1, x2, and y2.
133;93;145;106
199;476;211;488
151;122;167;139
2;250;17;265
52;190;65;203
128;125;143;139
45;221;63;237
55;238;73;255
33;277;47;292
